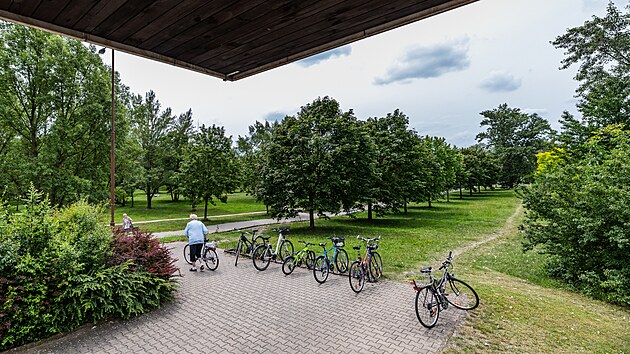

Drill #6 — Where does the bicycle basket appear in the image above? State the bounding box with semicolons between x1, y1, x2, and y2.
367;243;378;250
334;239;345;247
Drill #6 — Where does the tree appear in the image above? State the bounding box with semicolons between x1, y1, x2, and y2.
0;23;114;206
365;110;423;218
552;2;630;128
260;97;371;229
236;120;274;208
131;91;174;209
181;124;239;219
476;104;554;187
521;125;630;305
164;109;195;202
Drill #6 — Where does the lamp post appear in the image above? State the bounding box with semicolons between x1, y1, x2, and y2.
99;47;115;227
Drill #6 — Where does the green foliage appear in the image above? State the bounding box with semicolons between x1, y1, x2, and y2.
261;97;374;228
59;262;175;325
521;125;630;305
0;189;176;350
553;2;630;132
180;124;239;218
476;103;554;187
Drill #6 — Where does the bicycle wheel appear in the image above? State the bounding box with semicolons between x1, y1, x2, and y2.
203;248;219;271
252;244;271;271
348;261;365;293
415;286;440;328
183;243;192;264
282;255;297;275
279;239;294;261
444;278;479;310
313;256;329;283
305;250;316;270
334;248;349;274
369;252;383;281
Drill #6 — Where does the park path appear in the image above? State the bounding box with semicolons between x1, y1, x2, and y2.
152;212;329;238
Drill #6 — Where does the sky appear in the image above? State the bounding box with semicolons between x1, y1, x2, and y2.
98;0;627;148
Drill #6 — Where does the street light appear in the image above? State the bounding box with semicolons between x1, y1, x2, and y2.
99;47;115;227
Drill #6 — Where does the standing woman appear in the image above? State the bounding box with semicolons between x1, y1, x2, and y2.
184;214;208;271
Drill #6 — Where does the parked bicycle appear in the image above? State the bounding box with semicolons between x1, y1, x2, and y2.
183;238;220;271
409;251;479;328
234;229;262;266
282;241;316;275
348;236;382;293
312;236;349;283
252;227;294;271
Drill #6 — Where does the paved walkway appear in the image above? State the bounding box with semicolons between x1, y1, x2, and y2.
17;242;466;354
153;212;325;238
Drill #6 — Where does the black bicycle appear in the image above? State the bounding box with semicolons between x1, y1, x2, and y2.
409;251;479;328
234;229;262;266
183;238;219;271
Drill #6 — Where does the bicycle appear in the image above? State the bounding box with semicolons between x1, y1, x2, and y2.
183;238;220;271
312;236;349;284
282;241;316;275
348;236;382;293
234;229;262;266
409;251;479;328
252;227;294;271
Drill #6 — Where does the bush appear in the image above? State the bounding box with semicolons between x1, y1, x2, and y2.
521;126;630;305
0;190;178;350
108;229;178;281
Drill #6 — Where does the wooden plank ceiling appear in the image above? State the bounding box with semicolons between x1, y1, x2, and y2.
0;0;477;81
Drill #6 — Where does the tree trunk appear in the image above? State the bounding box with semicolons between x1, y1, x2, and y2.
447;190;450;202
459;187;463;199
204;197;209;220
309;209;315;230
367;202;373;222
428;198;432;208
404;198;408;213
131;194;135;208
146;191;153;209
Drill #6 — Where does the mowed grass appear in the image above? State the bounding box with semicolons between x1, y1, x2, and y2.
443;206;630;354
114;191;266;222
212;189;520;280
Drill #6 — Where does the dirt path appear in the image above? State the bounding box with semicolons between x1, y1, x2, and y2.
452;202;523;258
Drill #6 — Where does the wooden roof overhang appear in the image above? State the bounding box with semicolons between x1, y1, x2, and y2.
0;0;477;81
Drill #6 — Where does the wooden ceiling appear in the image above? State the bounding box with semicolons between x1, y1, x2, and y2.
0;0;477;81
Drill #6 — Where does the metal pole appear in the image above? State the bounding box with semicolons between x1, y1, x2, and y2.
110;49;115;227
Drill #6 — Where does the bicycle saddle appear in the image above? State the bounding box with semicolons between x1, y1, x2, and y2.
421;267;432;273
319;242;327;247
259;235;271;240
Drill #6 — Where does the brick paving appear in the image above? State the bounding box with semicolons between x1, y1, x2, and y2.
17;242;466;354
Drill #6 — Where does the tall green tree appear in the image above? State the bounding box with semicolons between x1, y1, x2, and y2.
131;91;174;209
236;120;274;206
261;97;371;229
552;2;630;129
0;23;113;206
476;104;553;187
181;124;239;219
164;109;195;202
365;110;423;218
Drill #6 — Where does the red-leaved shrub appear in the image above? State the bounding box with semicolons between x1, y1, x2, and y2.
108;228;177;280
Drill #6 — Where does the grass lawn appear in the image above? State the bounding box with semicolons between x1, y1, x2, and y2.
114;191;266;222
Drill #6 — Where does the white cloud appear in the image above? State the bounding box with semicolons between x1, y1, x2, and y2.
373;38;470;85
296;46;352;67
479;71;522;92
